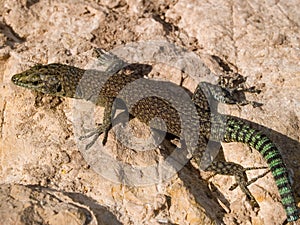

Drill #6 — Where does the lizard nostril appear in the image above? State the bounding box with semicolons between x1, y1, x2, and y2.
11;75;20;84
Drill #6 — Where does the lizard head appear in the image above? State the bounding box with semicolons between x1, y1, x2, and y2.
11;63;80;97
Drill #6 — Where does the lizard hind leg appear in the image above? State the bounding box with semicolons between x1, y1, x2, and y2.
206;161;269;209
193;81;262;109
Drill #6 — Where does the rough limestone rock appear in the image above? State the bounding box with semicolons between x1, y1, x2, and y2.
0;0;299;224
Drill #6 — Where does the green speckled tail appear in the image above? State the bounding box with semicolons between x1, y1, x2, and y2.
224;118;299;222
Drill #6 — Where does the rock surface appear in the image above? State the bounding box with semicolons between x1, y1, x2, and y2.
1;0;299;224
0;183;122;225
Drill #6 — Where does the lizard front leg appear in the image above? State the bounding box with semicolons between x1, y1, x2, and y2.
93;48;128;75
79;98;115;150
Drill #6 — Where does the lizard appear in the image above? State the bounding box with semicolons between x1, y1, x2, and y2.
11;49;299;223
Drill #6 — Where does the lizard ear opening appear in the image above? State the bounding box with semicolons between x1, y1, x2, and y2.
32;80;41;86
56;84;62;93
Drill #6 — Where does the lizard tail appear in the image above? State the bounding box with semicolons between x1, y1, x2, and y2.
223;117;299;222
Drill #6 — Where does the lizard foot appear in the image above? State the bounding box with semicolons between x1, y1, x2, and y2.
218;74;262;107
229;166;270;208
229;166;269;191
206;161;269;209
93;48;127;74
79;124;110;150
